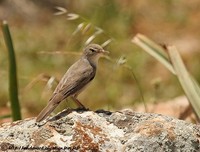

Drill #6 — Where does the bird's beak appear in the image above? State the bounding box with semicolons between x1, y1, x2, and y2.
101;49;110;55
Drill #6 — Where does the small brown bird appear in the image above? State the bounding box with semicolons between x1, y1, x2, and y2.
36;44;109;122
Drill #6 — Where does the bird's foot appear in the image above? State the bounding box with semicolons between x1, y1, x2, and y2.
95;109;112;115
76;107;90;112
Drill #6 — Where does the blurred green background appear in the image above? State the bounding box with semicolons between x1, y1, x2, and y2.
0;0;200;119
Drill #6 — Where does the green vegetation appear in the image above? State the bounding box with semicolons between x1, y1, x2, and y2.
2;21;21;121
133;34;200;118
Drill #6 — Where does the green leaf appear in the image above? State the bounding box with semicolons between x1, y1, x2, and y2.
168;46;200;118
132;33;200;118
132;34;175;74
2;20;22;121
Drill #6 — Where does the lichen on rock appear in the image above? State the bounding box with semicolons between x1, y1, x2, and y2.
0;109;199;151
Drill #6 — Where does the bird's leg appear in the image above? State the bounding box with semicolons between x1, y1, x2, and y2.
71;96;87;110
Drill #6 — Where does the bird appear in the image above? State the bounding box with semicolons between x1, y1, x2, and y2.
36;44;109;122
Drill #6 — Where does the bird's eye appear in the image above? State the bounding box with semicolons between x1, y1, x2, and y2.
89;48;95;52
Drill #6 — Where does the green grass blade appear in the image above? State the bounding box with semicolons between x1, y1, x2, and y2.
2;20;22;121
168;46;200;118
132;34;176;74
191;76;200;96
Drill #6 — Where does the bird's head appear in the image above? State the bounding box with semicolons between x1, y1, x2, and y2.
83;44;109;63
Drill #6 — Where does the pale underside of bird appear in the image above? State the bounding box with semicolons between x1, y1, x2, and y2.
36;44;108;122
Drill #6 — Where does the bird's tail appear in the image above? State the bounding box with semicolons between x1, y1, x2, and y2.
36;101;59;122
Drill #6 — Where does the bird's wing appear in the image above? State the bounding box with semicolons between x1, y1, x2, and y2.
51;58;96;102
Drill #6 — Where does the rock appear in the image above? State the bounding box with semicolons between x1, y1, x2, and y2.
0;109;199;151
